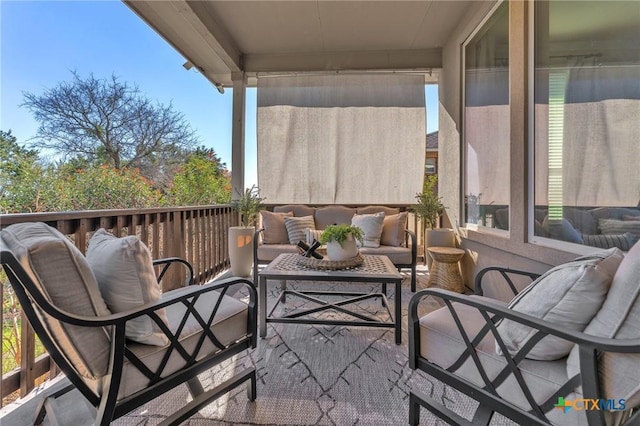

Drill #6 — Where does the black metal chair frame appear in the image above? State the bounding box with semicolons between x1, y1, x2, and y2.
1;241;258;426
408;267;640;426
253;228;418;291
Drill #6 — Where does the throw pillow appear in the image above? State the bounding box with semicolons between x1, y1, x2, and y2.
495;247;624;360
566;240;640;404
351;212;385;248
284;215;316;245
87;229;169;346
599;218;640;236
381;212;408;247
261;210;293;244
305;228;324;245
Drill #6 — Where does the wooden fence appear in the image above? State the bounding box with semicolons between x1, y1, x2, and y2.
0;205;237;405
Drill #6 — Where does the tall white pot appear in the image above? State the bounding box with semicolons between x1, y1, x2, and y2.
326;234;359;261
425;228;456;269
228;226;254;277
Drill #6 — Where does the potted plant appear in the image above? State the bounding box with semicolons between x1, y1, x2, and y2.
229;185;265;276
410;176;454;267
319;224;364;261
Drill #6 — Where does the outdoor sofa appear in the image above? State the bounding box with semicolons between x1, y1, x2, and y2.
253;205;418;291
409;241;640;425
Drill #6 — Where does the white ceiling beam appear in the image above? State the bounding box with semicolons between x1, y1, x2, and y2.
244;48;442;74
184;0;242;72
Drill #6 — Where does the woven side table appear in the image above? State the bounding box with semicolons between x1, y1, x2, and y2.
426;247;465;293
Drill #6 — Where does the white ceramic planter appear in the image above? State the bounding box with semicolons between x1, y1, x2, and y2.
228;226;254;277
326;234;358;261
425;228;456;269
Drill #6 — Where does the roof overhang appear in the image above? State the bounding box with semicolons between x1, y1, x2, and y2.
123;1;478;88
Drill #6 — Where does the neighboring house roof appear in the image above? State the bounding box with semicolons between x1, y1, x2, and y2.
426;131;438;151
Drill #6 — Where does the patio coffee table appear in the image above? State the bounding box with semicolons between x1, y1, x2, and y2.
258;253;403;344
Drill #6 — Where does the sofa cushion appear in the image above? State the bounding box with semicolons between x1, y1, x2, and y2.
351;212;385;248
257;244;299;262
356;206;400;216
260;211;293;244
314;206;356;229
87;229;169;346
381;212;408;247
496;248;623;360
273;204;316;218
284;215;316;245
567;240;640;407
359;245;412;265
419;297;582;422
1;223;112;379
622;215;640;221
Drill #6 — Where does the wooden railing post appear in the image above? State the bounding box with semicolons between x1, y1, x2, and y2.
162;211;187;291
19;312;35;397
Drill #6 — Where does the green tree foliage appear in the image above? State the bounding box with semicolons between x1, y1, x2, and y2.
168;147;231;205
0;130;56;213
54;164;164;211
22;71;198;187
1;131;230;213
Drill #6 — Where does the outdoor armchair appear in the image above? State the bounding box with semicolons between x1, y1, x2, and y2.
409;244;640;425
0;222;257;425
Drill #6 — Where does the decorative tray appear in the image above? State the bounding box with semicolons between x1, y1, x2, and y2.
296;253;364;270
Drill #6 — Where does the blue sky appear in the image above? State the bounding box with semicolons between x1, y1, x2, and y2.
1;1;438;187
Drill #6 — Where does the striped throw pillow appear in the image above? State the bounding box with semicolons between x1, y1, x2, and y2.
284;215;316;245
305;229;324;245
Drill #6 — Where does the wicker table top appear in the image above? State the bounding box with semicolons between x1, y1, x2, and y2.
261;253;402;280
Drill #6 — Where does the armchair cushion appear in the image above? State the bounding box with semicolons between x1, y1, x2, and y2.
117;287;249;399
418;297;575;417
260;210;293;244
87;229;169;346
496;248;623;360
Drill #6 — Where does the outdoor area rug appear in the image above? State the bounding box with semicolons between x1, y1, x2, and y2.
111;276;513;426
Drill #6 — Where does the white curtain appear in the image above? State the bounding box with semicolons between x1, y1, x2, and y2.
257;74;426;204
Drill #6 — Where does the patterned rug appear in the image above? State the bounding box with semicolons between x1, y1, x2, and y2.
114;276;480;426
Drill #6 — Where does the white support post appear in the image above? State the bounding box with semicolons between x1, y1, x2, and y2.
231;72;247;200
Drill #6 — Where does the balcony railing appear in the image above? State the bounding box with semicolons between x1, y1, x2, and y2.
0;205;237;406
0;203;424;408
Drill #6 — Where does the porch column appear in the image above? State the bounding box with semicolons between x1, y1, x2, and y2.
231;72;247;200
509;0;529;243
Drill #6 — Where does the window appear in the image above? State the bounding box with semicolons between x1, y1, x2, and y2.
425;157;437;175
464;1;509;230
534;1;640;251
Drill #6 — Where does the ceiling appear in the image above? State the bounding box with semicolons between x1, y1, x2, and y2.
123;1;478;88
